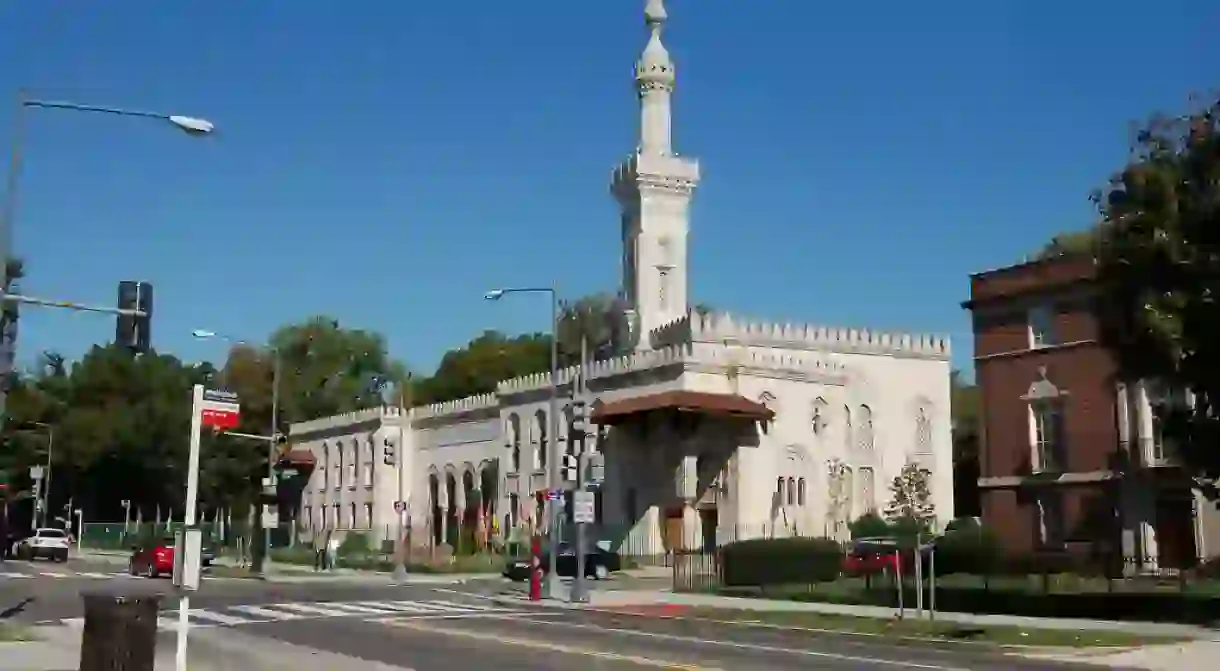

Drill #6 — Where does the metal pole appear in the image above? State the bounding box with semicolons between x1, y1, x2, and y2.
545;288;561;599
573;336;589;603
915;531;924;618
176;384;204;671
256;348;281;576
929;543;937;622
42;427;53;528
392;376;410;583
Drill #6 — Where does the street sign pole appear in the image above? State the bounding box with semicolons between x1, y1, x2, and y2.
572;337;589;603
174;384;207;671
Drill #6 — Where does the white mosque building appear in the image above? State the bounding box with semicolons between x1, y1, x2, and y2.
289;0;954;557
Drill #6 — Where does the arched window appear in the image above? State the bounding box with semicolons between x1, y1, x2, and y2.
507;414;522;472
786;477;796;505
843;406;853;451
797;478;807;506
776;477;785;505
534;409;548;469
915;407;933;455
859;405;874;450
812;397;827;436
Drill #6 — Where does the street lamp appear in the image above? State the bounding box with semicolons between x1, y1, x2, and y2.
0;92;216;426
31;421;53;528
484;286;561;599
192;328;281;577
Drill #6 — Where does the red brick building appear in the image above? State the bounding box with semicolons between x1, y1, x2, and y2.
964;255;1220;571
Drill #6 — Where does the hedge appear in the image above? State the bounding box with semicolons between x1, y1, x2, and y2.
721;537;842;587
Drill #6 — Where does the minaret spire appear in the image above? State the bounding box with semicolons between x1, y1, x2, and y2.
636;0;675;155
612;0;699;350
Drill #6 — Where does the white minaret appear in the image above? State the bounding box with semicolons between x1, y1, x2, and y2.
612;0;700;351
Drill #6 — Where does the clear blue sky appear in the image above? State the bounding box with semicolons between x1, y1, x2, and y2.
2;0;1218;376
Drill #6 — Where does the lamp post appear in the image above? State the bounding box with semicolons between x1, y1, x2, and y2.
484;286;561;599
191;329;281;576
31;421;52;528
0;92;214;425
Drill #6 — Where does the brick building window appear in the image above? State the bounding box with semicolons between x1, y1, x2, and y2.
1028;304;1057;348
1036;492;1066;548
1031;399;1065;472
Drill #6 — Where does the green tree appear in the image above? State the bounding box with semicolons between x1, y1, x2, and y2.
951;370;981;516
1035;227;1101;260
884;461;936;529
413;330;550;405
1092;98;1220;483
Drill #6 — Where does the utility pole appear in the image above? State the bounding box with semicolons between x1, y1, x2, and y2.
572;336;590;603
392;374;412;583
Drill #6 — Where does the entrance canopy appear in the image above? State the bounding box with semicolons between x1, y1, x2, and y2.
590;390;773;426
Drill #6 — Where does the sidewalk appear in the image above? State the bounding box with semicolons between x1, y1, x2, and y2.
492;589;1220;640
1;624;414;671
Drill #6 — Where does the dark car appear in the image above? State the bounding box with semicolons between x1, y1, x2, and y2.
504;541;621;581
128;535;175;578
200;541;215;567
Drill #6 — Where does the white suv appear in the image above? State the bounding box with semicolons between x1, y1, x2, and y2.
16;528;71;562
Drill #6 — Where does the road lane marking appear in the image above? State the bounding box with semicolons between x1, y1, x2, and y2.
189;609;259;626
38;572;67;578
502;615;975;670
381;618;723;670
315;602;405;615
230;604;306;620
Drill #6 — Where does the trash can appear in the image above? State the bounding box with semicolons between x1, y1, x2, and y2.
79;591;161;671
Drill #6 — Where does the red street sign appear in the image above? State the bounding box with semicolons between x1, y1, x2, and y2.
200;388;241;430
201;408;240;430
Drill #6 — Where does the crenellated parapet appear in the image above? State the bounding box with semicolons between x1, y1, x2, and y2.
648;313;692;349
290;405;403;436
415;393;500;420
496;343;691;397
683;310;951;359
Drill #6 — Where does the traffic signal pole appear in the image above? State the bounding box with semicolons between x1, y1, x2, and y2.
572;337;589;603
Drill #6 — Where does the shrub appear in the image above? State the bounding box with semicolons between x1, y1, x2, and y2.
338;532;371;557
721;537;842;587
849;513;891;540
932;527;1002;576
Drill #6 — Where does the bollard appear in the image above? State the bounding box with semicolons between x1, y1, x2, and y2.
79;591;161;671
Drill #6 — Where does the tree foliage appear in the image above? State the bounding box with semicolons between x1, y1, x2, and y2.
1092;97;1220;484
950;370;981;516
884;461;936;528
0;316;408;527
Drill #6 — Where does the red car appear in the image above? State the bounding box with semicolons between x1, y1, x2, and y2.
128;535;174;578
843;537;903;576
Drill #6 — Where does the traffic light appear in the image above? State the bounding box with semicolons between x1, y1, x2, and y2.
562;454;579;482
383;438;396;466
116;281;153;353
570;400;588;438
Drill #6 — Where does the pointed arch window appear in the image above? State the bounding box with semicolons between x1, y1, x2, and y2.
812;397;828;436
843;406;853;451
858;405;874;451
786;477;796;506
797;478;807;507
533;409;548;470
507;413;522;473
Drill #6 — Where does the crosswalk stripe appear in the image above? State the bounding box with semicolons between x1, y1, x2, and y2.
188;609;257;626
354;601;437;613
0;572;30;578
76;572;112;579
400;600;481;613
229;604;304;620
38;572;66;578
421;599;495;611
314;602;403;615
268;602;354;617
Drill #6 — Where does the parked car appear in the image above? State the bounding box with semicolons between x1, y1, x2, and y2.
842;537;901;576
200;541;215;567
503;540;621;581
843;536;938;577
15;528;71;562
129;535;175;578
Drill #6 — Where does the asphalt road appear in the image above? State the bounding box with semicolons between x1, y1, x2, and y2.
0;566;1142;670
